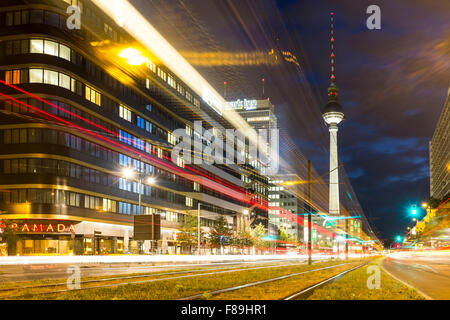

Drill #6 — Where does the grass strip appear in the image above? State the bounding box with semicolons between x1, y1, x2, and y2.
210;261;366;300
1;262;303;298
306;258;425;300
19;259;366;300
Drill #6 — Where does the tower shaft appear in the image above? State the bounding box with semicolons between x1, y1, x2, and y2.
329;124;340;216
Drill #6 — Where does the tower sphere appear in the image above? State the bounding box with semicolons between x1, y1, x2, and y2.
322;102;344;125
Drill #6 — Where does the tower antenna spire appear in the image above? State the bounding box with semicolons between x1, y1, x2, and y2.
328;11;338;102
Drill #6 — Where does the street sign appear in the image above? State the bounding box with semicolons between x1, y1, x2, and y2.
134;215;161;240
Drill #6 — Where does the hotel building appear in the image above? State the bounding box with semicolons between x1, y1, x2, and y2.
0;0;267;255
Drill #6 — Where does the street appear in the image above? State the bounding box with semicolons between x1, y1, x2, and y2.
382;251;450;299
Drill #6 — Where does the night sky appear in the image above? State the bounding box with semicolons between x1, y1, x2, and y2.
134;0;450;244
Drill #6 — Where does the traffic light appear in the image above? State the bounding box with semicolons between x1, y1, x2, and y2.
395;235;402;242
411;204;417;215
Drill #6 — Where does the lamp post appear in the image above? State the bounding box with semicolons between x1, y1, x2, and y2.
197;202;202;256
122;165;156;253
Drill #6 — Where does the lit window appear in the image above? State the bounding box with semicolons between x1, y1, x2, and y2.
59;73;70;90
247;116;269;122
157;147;163;159
177;83;184;95
186;197;193;207
168;132;176;145
146;59;156;72
85;85;101;106
43;69;58;86
177;157;184;168
157;67;167;81
193;98;200;107
119;105;132;122
59;44;70;61
5;70;20;84
30;39;44;53
43;40;58;56
186;126;193;136
167;75;176;88
29;68;43;83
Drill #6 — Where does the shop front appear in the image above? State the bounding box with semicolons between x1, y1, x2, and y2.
0;219;79;255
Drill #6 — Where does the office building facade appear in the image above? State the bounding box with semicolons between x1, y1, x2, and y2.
0;0;265;255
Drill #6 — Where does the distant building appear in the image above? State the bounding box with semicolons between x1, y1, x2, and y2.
225;98;277;165
430;87;450;201
268;174;305;243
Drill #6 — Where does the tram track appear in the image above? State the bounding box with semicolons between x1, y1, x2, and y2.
0;259;318;299
283;261;371;300
179;259;373;300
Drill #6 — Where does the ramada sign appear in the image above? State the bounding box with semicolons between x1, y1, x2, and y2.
6;222;75;233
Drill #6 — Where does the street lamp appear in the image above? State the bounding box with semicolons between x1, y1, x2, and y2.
118;47;147;66
197;202;203;256
122;165;156;252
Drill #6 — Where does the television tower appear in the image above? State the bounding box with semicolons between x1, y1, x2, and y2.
322;12;344;218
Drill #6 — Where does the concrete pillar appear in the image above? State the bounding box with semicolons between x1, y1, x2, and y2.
143;240;151;254
112;237;117;254
124;229;129;253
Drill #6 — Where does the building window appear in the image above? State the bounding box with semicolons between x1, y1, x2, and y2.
177;83;185;95
43;69;58;86
5;70;20;84
177;157;184;168
146;59;156;72
157;67;167;81
185;91;193;102
119;105;132;122
85;85;101;106
167;75;176;88
168;132;176;145
29;68;43;83
29;39;71;61
59;73;71;90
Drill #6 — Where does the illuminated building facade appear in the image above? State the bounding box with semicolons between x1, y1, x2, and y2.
429;86;450;201
0;0;264;255
268;174;305;244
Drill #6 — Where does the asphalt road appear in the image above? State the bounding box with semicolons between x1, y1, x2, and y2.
382;251;450;300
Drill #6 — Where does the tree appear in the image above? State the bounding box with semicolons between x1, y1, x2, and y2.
250;223;268;253
208;216;232;246
278;227;289;242
0;221;19;256
415;221;425;234
178;214;203;253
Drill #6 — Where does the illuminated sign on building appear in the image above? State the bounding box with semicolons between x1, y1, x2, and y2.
5;222;75;233
226;99;258;110
202;85;223;115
